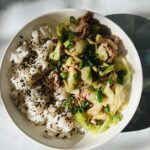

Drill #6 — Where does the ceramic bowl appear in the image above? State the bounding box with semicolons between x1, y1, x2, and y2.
0;9;143;150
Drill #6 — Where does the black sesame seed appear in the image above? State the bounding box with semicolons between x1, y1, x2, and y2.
57;117;60;121
20;79;24;82
22;83;25;86
55;133;60;137
25;89;31;96
63;136;66;139
18;41;22;46
44;130;48;133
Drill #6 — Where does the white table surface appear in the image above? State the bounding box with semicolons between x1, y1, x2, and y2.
0;0;150;150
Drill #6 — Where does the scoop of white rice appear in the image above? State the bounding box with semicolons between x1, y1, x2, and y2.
9;25;83;139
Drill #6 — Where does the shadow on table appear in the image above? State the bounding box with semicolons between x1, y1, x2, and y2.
107;14;150;131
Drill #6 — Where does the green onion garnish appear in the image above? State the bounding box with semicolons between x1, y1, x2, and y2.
104;105;110;113
81;99;90;111
96;120;104;126
70;16;76;24
64;40;74;49
60;72;68;79
79;61;84;69
95;89;103;103
108;78;113;85
99;65;114;77
117;70;126;85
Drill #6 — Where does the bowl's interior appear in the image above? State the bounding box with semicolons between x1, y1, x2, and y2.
0;9;143;150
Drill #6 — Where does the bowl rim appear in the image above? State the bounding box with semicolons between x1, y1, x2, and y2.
0;8;143;150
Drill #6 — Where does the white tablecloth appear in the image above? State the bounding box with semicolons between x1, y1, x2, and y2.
0;0;150;150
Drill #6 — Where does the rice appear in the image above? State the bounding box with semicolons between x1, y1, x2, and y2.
9;25;84;138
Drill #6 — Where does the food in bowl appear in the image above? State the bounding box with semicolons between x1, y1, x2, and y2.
9;11;132;139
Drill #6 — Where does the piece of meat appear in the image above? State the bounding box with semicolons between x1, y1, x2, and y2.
78;11;94;24
106;46;116;63
76;87;92;103
105;35;120;47
76;11;112;39
98;42;116;63
76;11;94;39
49;71;62;89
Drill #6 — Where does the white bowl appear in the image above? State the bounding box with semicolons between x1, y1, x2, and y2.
0;9;143;150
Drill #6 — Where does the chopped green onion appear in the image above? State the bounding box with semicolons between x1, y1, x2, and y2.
51;66;58;72
73;73;78;80
64;40;74;49
93;89;103;103
102;62;109;67
71;99;90;114
68;32;76;41
70;16;76;24
81;99;90;111
113;113;123;122
60;72;68;79
99;65;114;77
87;60;93;67
96;90;103;103
104;105;110;113
107;78;113;85
79;61;84;69
63;100;71;107
63;95;75;108
117;70;127;85
71;108;76;114
58;59;63;67
71;106;83;114
96;120;104;126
